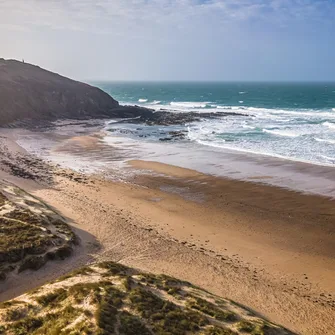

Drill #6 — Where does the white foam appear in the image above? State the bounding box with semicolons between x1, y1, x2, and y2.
323;121;335;129
170;102;208;108
138;98;148;103
314;137;335;144
239;101;244;104
216;106;244;111
245;107;335;119
263;129;300;138
193;139;335;167
213;106;335;120
319;154;335;162
239;91;247;94
151;100;161;105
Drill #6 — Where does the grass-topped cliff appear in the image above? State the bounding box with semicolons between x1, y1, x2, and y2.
0;261;295;335
0;59;121;126
0;180;77;281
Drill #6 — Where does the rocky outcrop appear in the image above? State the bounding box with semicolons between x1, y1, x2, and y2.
0;59;122;125
0;59;250;127
137;110;248;125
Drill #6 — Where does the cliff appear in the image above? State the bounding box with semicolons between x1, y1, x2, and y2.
0;59;121;125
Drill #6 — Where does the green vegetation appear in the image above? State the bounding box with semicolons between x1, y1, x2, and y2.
4;307;27;322
35;288;68;307
119;311;151;335
0;186;76;281
56;266;96;282
204;326;238;335
0;262;296;335
237;320;256;333
30;305;82;335
129;286;208;334
9;317;43;335
187;296;237;322
98;261;130;276
0;217;51;258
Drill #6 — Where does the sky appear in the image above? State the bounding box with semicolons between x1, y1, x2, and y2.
1;0;335;82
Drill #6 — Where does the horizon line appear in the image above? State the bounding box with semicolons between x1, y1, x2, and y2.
86;79;335;84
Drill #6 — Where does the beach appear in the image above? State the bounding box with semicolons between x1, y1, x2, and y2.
0;126;334;334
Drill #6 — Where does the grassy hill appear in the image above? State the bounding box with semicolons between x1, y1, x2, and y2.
0;261;295;335
0;180;77;281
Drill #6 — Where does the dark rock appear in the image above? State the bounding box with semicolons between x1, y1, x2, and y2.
46;251;57;260
53;244;73;260
18;255;47;272
168;130;187;140
116;110;249;126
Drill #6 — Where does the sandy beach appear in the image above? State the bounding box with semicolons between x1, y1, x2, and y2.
0;127;334;335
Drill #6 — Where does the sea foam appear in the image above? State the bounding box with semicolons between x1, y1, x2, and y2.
263;129;300;138
170;102;208;108
323;121;335;129
314;137;335;144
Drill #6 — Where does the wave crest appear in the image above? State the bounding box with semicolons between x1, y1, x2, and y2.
263;129;300;138
170;102;208;108
314;137;335;144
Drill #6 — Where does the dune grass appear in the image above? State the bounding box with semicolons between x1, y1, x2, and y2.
0;186;76;280
0;262;296;335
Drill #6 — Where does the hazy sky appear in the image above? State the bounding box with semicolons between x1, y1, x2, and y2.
1;0;335;81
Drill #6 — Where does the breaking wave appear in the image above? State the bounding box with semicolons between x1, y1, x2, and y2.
170;102;208;108
263;129;301;138
314;137;335;144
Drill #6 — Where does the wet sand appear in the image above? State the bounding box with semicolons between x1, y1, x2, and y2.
0;128;334;334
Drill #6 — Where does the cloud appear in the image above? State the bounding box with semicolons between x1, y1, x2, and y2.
1;0;333;35
1;0;334;81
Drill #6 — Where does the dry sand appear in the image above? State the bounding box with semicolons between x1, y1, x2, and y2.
0;129;334;335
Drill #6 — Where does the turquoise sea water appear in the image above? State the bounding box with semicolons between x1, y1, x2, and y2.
95;82;335;167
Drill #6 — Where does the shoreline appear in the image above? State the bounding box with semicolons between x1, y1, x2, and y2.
0;127;334;334
14;119;335;198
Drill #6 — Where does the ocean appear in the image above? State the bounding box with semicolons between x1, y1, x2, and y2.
95;82;335;167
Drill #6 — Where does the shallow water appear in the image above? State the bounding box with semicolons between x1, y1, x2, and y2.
96;82;335;167
16;121;335;198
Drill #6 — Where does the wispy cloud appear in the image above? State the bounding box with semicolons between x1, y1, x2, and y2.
1;0;334;81
1;0;334;34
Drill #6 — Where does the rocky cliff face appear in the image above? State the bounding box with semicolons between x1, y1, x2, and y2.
0;59;121;125
0;59;249;127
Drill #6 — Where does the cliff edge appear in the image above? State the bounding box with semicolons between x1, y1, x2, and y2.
0;59;121;125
